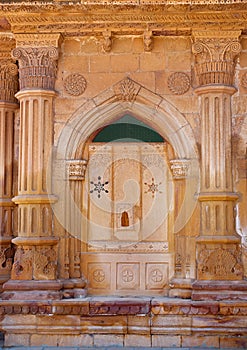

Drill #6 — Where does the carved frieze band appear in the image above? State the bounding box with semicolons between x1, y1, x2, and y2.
88;240;169;253
12;46;59;90
170;159;190;179
67;160;88;180
192;31;241;87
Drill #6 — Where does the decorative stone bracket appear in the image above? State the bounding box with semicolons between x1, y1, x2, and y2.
66;159;88;181
170;159;190;179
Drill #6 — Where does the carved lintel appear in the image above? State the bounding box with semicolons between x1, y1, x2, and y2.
192;30;241;87
170;159;190;179
102;30;112;52
143;30;153;52
67;159;88;180
14;33;61;48
12;46;59;90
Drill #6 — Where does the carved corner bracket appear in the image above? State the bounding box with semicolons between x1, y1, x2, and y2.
67;159;88;181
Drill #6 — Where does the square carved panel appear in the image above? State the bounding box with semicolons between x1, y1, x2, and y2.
117;263;140;290
87;263;111;289
145;263;168;290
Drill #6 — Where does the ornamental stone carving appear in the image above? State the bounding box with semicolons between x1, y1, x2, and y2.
114;78;140;102
102;30;112;52
197;245;243;280
67;160;88;180
12;46;59;90
192;31;241;86
170;159;190;179
167;72;190;95
64;73;87;96
143;31;153;52
0;35;19;102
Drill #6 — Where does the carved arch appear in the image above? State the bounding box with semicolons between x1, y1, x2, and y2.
52;78;200;280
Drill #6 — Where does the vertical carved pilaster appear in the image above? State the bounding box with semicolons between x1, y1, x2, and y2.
0;35;19;290
2;34;63;299
192;31;245;297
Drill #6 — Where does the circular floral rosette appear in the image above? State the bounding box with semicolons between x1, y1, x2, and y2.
64;73;87;96
168;72;190;95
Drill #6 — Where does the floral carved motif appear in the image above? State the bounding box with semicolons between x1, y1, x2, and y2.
143;31;153;52
0;246;15;272
167;72;190;95
114;78;140;102
11;247;32;280
12;46;59;90
33;247;57;280
192;36;241;86
198;245;243;280
64;73;87;96
0;60;19;102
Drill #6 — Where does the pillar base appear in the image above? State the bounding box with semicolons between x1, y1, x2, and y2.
192;280;247;301
169;278;193;298
2;280;63;300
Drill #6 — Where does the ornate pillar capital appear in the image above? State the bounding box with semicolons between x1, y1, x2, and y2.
12;33;61;91
192;30;242;87
0;34;18;103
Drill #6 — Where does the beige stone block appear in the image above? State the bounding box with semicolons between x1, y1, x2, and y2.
58;334;93;347
220;336;247;349
93;334;124;347
127;315;150;334
36;315;80;327
111;54;139;73
81;315;127;334
241;38;247;50
140;52;165;72
155;71;172;95
192;316;247;330
81;38;100;54
112;37;133;53
31;334;58;346
90;55;111;73
82;73;124;98
239;52;247;68
232;96;247;115
166;52;191;71
61;56;89;73
132;37;144;53
165;96;198;114
152;315;192;334
130;72;156;92
55;97;84;114
125;334;151;347
54;122;65;147
152;37;166;53
63;39;81;55
164;37;191;52
152;335;181;347
5;334;30;347
182;335;219;348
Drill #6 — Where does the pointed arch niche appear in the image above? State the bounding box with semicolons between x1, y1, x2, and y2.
53;78;200;295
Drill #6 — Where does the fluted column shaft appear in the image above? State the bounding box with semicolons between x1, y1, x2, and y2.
0;35;19;290
3;35;62;298
192;31;243;282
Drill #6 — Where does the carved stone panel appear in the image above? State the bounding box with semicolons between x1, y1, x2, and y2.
117;263;140;290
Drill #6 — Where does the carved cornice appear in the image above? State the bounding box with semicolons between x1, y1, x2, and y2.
14;33;62;48
192;30;242;87
2;8;247;36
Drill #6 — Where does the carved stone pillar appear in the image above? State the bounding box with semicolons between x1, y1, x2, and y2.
3;34;63;299
0;35;19;291
192;31;247;300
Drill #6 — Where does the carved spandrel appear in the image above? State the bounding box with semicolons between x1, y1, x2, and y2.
12;46;59;90
192;33;241;86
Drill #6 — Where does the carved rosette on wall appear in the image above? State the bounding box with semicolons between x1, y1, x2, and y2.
167;72;190;95
64;73;87;96
12;46;59;90
192;31;241;86
197;244;243;280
